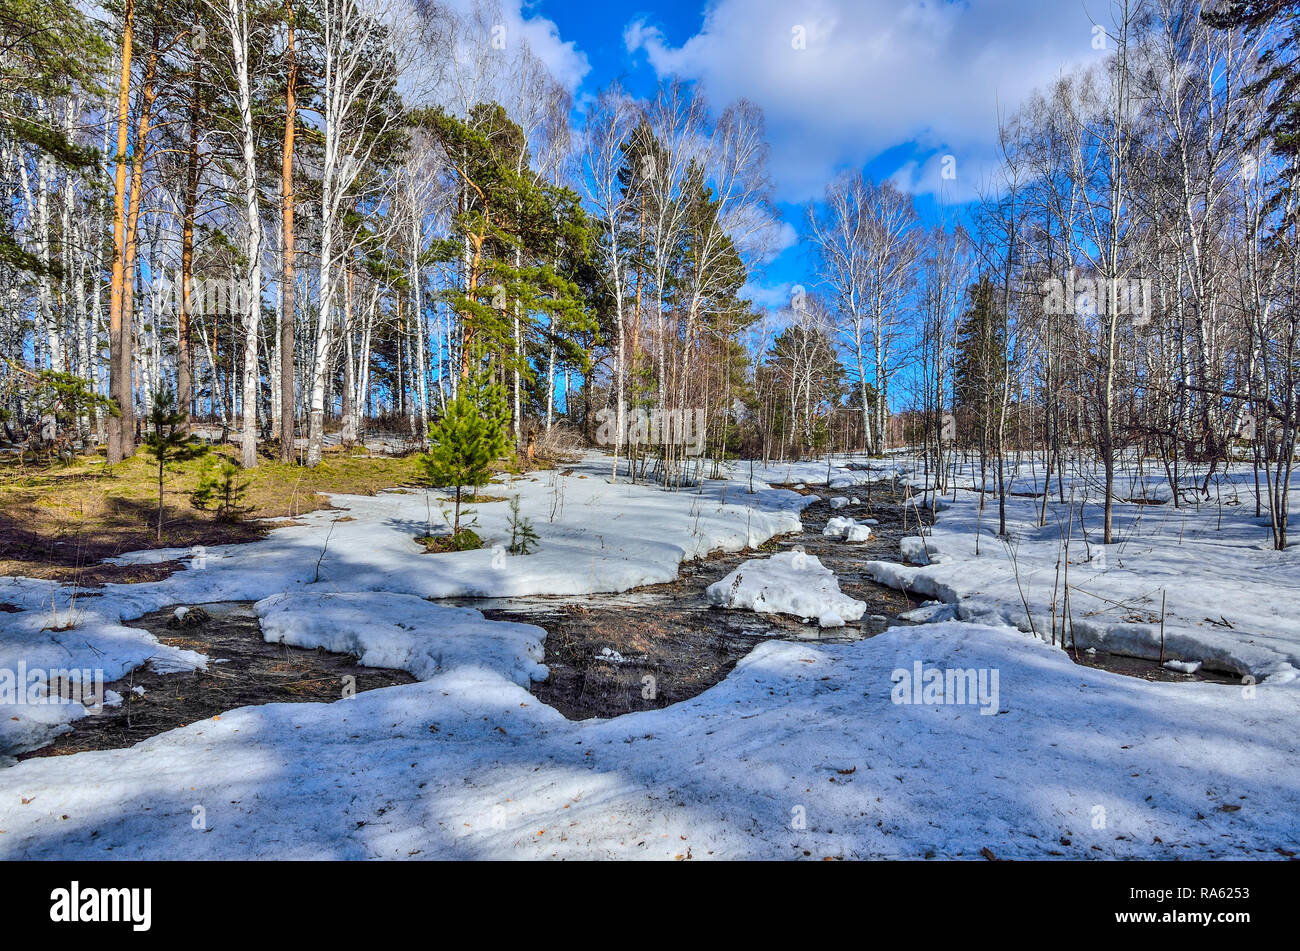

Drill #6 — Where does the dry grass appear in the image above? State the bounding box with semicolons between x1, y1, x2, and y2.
0;444;425;583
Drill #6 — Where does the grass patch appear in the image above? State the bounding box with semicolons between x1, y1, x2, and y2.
0;445;425;582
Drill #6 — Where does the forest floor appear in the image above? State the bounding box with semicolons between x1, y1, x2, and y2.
15;601;417;760
503;483;925;719
0;444;428;584
0;451;1295;859
11;484;917;754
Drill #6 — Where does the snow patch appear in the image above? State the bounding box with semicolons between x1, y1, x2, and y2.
705;551;866;628
823;517;873;542
256;592;548;687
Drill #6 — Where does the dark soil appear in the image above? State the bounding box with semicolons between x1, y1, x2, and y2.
452;480;933;721
17;601;415;760
1070;648;1240;684
0;510;254;586
13;476;1231;758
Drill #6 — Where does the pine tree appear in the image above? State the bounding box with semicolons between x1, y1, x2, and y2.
142;388;207;540
2;363;117;462
421;378;509;538
0;0;107;273
418;105;595;398
506;494;539;555
191;457;251;523
952;277;1006;449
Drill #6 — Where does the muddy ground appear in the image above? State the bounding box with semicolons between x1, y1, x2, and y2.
489;480;931;719
16;478;1231;757
17;602;416;761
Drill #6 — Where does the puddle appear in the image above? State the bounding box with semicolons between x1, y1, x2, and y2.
1070;647;1241;685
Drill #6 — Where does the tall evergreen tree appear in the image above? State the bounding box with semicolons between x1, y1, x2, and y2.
952;277;1006;452
1205;0;1300;229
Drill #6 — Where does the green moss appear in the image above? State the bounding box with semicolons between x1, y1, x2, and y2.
418;528;482;553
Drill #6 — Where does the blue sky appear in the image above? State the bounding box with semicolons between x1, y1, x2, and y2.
532;1;702;98
495;0;1112;312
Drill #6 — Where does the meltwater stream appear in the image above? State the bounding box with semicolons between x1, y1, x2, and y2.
20;478;1224;758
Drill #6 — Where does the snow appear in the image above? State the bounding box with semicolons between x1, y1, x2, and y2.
864;457;1300;682
745;450;1300;681
899;536;931;565
0;452;808;757
256;592;549;687
822;516;874;542
0;590;207;759
1;449;1297;858
899;600;958;623
829;496;849;509
706;551;866;628
0;620;1294;859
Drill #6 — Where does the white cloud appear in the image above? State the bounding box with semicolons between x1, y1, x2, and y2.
886;151;1005;205
743;280;796;310
511;6;590;93
625;0;1105;202
437;0;591;96
728;209;798;264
